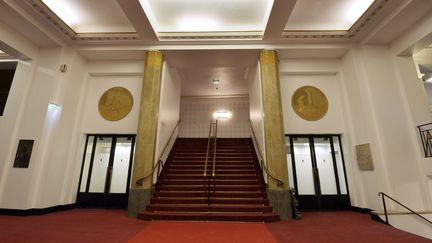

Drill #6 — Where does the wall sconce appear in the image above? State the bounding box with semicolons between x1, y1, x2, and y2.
48;102;62;109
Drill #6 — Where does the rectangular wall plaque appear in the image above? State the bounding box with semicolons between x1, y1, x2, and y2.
13;139;34;168
355;143;374;171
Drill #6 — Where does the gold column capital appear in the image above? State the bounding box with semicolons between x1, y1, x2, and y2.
145;50;164;66
260;50;279;65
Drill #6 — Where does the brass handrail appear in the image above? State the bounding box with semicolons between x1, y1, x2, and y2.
203;120;213;177
212;119;218;177
136;120;181;186
249;120;284;187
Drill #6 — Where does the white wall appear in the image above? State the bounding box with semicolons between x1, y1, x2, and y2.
341;45;432;211
179;96;250;138
153;62;181;182
248;63;265;159
0;46;90;209
280;74;346;134
81;75;142;134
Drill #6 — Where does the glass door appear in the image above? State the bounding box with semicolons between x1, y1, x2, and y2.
286;135;350;210
77;134;135;208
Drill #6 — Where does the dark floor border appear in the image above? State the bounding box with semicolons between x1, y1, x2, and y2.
0;204;76;216
351;206;372;214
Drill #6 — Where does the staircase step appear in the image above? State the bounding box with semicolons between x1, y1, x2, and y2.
159;180;262;185
169;165;256;170
139;137;279;223
153;191;267;198
166;169;258;174
151;197;270;205
156;185;265;191
162;174;260;180
146;204;273;213
138;211;279;222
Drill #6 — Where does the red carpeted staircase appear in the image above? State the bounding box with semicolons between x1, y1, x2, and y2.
138;138;280;222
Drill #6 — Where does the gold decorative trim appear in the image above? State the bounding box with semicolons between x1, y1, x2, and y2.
291;86;328;121
98;87;134;121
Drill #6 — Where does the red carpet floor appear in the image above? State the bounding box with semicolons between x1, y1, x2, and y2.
0;209;429;243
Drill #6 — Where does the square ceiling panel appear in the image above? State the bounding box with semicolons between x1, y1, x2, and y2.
139;0;273;39
285;0;375;31
40;0;135;33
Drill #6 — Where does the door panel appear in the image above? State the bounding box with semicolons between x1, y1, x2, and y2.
313;137;337;195
287;135;350;210
77;134;135;209
79;136;94;192
89;137;112;193
293;138;315;195
109;137;132;193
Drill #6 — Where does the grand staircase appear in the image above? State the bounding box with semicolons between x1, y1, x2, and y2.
138;138;280;222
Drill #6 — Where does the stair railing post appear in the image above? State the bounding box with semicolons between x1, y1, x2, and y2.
380;192;389;225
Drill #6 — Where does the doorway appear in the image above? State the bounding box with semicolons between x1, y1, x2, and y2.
286;135;350;210
77;134;135;208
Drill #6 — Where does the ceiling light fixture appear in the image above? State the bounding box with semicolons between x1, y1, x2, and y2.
213;111;232;119
213;79;220;84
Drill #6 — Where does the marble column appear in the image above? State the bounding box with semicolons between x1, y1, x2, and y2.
128;51;163;217
259;50;292;220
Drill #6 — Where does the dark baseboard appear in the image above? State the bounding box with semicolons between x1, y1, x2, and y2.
351;206;372;214
0;204;76;216
370;213;389;225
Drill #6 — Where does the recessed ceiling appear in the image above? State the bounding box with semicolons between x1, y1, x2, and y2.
139;0;273;39
165;50;258;97
285;0;374;31
40;0;135;33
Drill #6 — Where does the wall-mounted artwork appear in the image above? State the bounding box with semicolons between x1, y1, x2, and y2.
98;87;133;121
355;143;374;171
291;85;328;121
13;139;34;168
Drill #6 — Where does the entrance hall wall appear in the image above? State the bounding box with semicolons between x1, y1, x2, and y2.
72;61;145;198
179;97;250;138
81;74;143;134
277;59;358;207
0;45;88;209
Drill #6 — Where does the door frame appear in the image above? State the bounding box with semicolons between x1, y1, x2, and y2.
286;134;350;210
76;134;136;209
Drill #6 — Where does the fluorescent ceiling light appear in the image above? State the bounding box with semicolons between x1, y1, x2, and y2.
41;0;80;28
41;0;135;33
285;0;375;31
139;0;274;33
213;111;232;119
212;79;220;84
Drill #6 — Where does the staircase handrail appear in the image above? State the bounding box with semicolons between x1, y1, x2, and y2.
136;120;181;186
203;120;214;177
249;120;284;187
417;122;432;157
378;192;432;225
212;119;218;177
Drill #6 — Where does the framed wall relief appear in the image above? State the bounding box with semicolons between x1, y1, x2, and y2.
355;143;374;171
13;139;34;168
291;86;328;121
98;87;133;121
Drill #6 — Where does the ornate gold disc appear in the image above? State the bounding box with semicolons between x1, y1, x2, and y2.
291;86;328;121
98;87;133;121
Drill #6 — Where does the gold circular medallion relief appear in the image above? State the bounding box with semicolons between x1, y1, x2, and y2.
291;86;328;121
98;87;133;121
